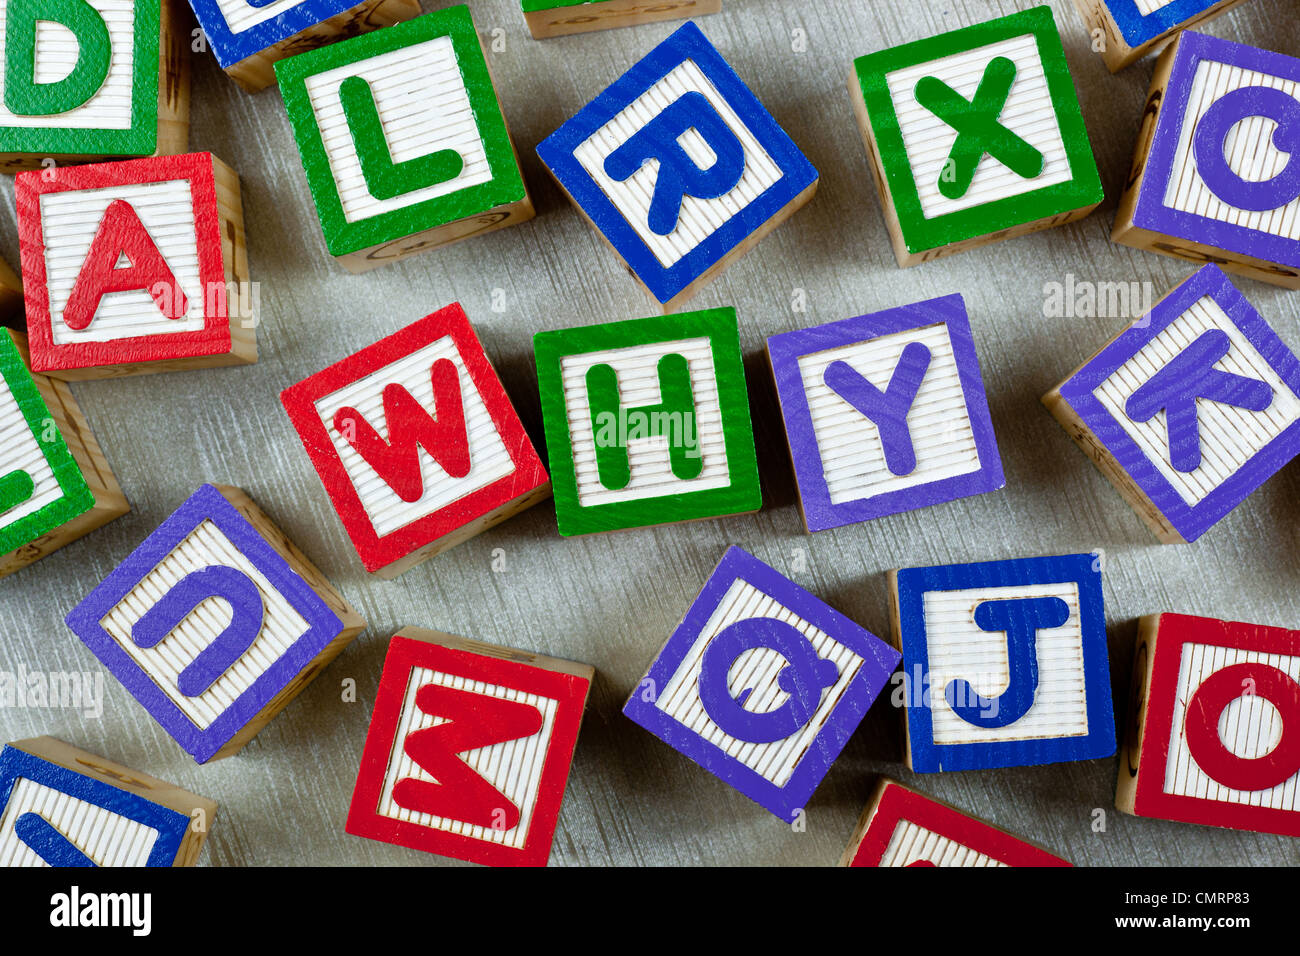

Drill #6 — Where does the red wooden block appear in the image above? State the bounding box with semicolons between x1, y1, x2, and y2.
841;779;1072;867
16;152;255;380
1118;613;1300;837
345;628;594;867
280;304;550;578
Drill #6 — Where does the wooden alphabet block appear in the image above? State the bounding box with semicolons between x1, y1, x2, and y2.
766;294;1004;533
188;0;420;93
0;254;22;327
280;303;550;578
16;152;255;381
841;778;1071;866
0;0;189;172
1044;265;1300;543
889;552;1116;773
0;736;215;866
0;330;128;578
534;307;759;536
346;628;594;867
623;547;901;821
275;6;534;274
1112;31;1300;288
849;5;1103;267
1118;613;1300;837
522;0;720;40
64;483;366;764
1071;0;1251;72
536;21;818;312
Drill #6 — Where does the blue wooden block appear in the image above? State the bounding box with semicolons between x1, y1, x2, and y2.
623;546;900;821
1073;0;1251;71
0;738;213;866
536;21;819;311
188;0;420;91
891;552;1116;773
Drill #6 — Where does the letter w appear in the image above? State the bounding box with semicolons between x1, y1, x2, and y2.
332;358;472;503
392;683;544;831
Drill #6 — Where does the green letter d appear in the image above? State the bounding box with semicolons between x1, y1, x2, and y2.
5;0;111;117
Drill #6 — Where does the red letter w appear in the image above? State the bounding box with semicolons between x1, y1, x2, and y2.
332;358;472;503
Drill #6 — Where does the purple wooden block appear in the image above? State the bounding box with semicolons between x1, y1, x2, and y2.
1129;31;1300;280
766;294;1004;532
1054;264;1300;542
64;484;346;763
622;546;900;821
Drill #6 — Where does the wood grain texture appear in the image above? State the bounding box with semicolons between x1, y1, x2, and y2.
0;0;1298;865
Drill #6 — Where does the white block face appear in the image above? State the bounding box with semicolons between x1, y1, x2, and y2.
1164;642;1300;812
314;336;515;539
0;0;137;130
879;818;1005;867
0;777;159;866
1163;58;1300;241
377;665;558;850
654;578;867;788
1091;295;1300;507
796;322;981;505
1134;0;1179;13
884;34;1071;220
560;337;730;508
40;180;205;345
921;581;1089;746
304;35;494;224
97;519;311;731
0;378;66;530
572;59;783;268
213;0;311;34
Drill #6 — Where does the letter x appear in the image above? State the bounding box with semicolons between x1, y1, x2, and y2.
913;56;1043;200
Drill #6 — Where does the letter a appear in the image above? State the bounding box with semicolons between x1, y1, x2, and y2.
63;200;189;331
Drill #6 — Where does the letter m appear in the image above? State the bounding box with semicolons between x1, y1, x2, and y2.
332;358;472;503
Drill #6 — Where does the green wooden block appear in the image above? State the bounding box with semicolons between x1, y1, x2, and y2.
0;333;96;560
849;5;1103;267
0;0;183;169
534;308;760;536
275;5;533;273
521;0;721;40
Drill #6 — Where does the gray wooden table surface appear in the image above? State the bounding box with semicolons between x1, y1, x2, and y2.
1;0;1298;867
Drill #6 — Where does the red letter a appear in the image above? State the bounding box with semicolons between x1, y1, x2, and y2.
332;357;473;503
392;682;544;831
63;199;189;331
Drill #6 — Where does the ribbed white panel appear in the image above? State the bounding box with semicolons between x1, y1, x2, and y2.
0;0;137;130
796;322;981;505
0;371;64;530
97;518;312;731
884;34;1071;220
41;180;205;345
654;578;867;788
880;818;1006;867
1163;641;1300;811
572;58;782;268
0;777;159;866
213;0;311;35
1134;0;1179;13
314;336;515;538
560;337;730;508
1090;295;1300;508
376;665;557;850
304;35;493;224
922;581;1089;746
1162;58;1300;241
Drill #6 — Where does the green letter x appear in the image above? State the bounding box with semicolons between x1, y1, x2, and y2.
914;56;1043;200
